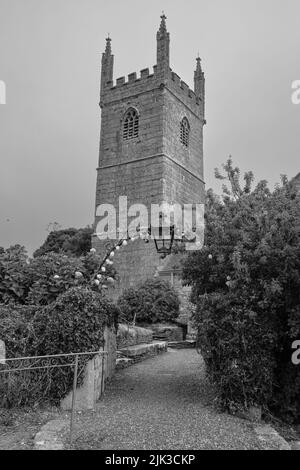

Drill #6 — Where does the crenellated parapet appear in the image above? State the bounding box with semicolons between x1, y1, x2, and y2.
114;67;154;87
100;66;158;106
168;68;204;118
100;14;205;120
104;66;157;88
101;65;204;118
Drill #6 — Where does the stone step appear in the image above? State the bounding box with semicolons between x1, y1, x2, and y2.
118;341;168;360
168;340;196;349
186;334;197;341
116;357;134;370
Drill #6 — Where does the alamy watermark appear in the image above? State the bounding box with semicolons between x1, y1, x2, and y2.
0;80;6;104
291;80;300;105
95;197;205;251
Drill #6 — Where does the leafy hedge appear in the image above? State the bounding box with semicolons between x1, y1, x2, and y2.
29;287;118;357
118;278;180;324
33;226;93;258
194;291;278;412
0;305;37;358
0;248;115;306
183;159;300;423
0;287;119;407
0;245;31;304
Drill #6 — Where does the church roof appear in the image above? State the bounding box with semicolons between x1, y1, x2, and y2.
291;172;300;192
291;172;300;182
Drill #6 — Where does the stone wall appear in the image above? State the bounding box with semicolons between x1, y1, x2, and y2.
147;323;184;342
117;324;153;349
176;284;197;339
60;326;116;411
156;256;197;338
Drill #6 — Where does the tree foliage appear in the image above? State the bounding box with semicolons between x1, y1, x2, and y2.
118;278;180;325
0;243;118;407
182;158;300;422
33;226;93;258
0;245;30;304
0;287;119;407
29;287;118;357
0;247;115;306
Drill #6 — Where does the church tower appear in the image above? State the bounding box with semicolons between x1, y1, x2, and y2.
93;15;206;297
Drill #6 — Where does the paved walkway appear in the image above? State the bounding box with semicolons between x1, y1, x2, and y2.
69;349;266;450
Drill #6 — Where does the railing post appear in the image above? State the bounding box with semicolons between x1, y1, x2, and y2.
70;353;79;446
101;347;105;394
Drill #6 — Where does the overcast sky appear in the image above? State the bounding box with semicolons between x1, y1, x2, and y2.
0;0;300;255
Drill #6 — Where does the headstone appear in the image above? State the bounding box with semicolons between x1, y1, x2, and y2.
0;339;6;364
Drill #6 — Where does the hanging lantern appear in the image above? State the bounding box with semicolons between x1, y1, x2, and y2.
150;215;175;258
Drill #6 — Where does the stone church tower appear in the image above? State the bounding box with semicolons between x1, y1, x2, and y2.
92;15;206;298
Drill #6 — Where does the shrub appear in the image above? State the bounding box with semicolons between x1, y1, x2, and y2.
118;278;180;324
33;226;93;258
0;248;116;306
183;159;300;423
0;304;37;358
26;253;86;306
0;287;119;407
194;291;278;413
29;286;118;356
0;245;30;304
0;304;41;408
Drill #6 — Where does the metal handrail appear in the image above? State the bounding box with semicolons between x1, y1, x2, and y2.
2;350;107;363
0;350;108;445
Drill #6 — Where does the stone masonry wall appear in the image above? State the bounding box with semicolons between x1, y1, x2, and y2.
60;326;116;411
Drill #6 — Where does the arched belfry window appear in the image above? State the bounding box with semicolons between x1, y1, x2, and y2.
180;117;190;147
123;108;139;140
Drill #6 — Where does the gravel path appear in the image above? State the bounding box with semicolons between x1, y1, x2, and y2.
68;349;266;450
0;408;61;450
